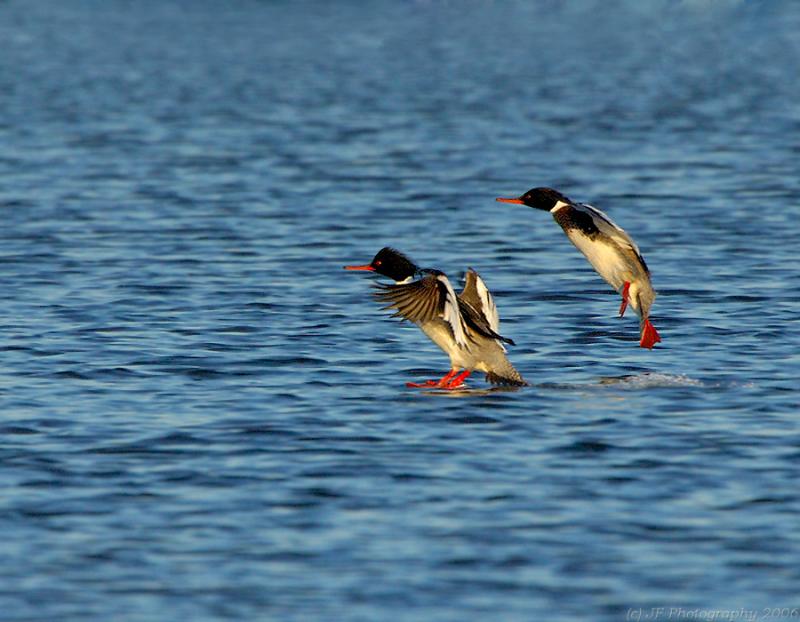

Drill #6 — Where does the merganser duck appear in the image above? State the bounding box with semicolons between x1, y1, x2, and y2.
344;247;526;388
496;187;661;349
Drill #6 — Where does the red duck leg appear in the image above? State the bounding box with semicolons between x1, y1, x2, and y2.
407;369;458;389
618;281;630;317
443;370;471;389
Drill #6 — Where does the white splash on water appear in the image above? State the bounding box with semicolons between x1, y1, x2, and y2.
598;373;705;389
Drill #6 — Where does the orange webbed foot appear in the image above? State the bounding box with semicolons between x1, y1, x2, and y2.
640;319;662;349
442;370;471;390
407;369;459;389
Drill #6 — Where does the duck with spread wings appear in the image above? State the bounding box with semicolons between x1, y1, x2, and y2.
345;247;526;389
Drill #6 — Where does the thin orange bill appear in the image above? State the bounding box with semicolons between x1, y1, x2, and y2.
496;197;524;204
344;264;375;271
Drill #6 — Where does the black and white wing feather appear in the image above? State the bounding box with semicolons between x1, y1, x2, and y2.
457;300;516;347
374;274;469;348
459;269;514;350
579;203;649;272
460;269;499;332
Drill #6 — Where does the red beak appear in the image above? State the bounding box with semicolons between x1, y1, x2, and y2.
343;264;375;271
496;197;524;204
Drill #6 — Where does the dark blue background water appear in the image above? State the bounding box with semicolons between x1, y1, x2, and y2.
2;1;799;620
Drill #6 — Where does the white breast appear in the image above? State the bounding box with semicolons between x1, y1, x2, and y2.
419;321;473;368
566;230;630;292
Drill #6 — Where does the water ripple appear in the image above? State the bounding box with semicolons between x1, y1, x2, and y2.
1;2;799;621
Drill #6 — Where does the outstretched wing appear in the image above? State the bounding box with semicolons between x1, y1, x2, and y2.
374;273;469;348
459;269;515;351
460;268;500;333
457;299;516;347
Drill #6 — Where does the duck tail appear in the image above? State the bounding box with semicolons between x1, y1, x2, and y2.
485;361;528;387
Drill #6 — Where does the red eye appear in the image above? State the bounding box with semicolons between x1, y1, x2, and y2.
375;260;382;266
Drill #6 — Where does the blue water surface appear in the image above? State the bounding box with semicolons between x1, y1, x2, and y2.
1;1;799;620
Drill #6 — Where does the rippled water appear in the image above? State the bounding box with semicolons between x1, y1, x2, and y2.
2;1;799;620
